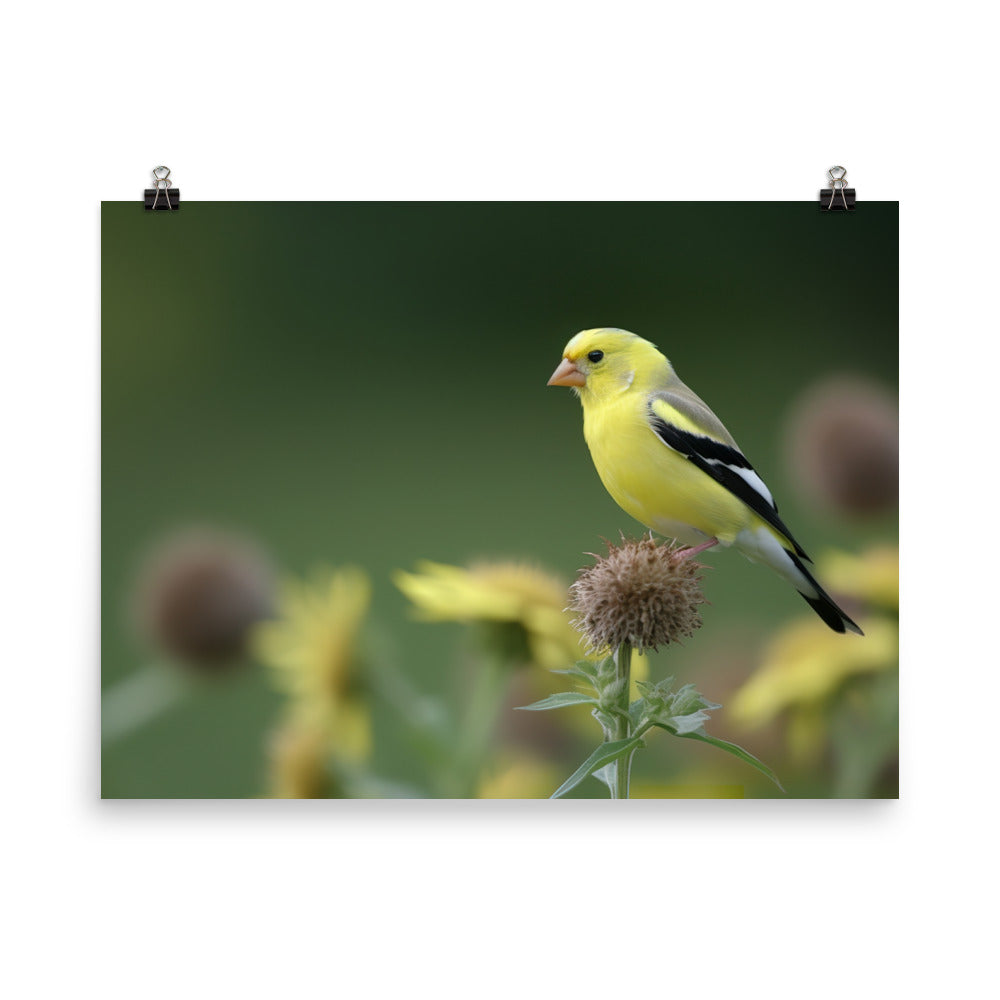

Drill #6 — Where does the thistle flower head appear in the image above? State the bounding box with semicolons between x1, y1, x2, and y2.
785;375;898;518
134;528;274;672
569;536;707;653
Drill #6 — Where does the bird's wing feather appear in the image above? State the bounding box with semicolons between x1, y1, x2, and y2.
647;392;811;562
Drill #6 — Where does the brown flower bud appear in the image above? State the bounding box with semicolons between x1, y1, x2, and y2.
134;529;274;672
784;375;898;518
569;536;707;653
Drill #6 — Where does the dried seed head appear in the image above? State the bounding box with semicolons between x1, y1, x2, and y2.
134;529;274;672
569;536;707;653
785;375;898;518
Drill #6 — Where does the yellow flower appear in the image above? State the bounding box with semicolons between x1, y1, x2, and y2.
820;545;898;613
253;566;372;761
729;544;899;765
477;754;561;799
267;718;331;799
729;616;898;730
393;560;585;669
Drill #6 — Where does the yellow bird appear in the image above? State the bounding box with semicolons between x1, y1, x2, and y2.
548;328;862;635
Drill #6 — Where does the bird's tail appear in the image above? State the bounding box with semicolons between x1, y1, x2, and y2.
786;551;864;635
738;526;864;635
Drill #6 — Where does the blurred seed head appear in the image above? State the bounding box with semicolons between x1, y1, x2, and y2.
569;536;706;653
134;529;274;672
785;375;898;518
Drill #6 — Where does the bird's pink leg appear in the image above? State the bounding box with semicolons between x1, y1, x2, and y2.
675;538;719;560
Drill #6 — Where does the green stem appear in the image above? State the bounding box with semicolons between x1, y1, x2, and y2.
613;642;633;799
366;654;451;749
450;653;510;798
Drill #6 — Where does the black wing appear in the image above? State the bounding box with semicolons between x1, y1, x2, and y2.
647;406;811;562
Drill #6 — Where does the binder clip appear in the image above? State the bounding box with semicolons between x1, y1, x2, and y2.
820;166;855;211
144;166;180;211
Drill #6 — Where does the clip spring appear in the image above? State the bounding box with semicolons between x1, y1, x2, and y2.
144;166;180;211
820;166;855;211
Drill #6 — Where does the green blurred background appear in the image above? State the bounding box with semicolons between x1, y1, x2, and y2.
101;201;897;798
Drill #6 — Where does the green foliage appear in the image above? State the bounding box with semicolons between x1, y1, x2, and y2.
517;691;599;712
669;731;784;792
522;655;783;798
633;678;720;735
549;737;646;799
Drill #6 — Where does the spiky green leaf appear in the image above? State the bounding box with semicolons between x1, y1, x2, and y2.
668;707;714;735
593;763;616;790
550;659;600;681
550;736;645;799
667;727;784;791
516;691;599;712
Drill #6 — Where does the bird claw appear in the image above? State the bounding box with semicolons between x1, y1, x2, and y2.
674;538;719;561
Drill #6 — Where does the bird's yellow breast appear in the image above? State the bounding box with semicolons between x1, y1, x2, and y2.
581;391;752;546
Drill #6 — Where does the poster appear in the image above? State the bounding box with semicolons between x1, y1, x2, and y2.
102;201;898;798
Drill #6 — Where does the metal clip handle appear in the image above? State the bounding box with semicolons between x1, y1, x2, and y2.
825;166;849;211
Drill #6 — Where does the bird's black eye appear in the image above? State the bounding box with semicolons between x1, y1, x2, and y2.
587;350;604;363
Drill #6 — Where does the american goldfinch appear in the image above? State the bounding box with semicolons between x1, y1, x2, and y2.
547;328;863;635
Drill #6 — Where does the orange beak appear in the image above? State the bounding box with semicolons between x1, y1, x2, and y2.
547;357;586;387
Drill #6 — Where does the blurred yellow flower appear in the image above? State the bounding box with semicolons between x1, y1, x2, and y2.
730;544;899;767
253;566;372;762
268;718;331;799
393;560;585;669
255;567;370;704
730;616;898;729
820;545;898;613
630;779;744;799
477;754;561;799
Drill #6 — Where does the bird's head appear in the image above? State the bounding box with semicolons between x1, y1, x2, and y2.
547;328;668;399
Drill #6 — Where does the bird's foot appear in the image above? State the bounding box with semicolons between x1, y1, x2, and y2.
674;538;719;561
